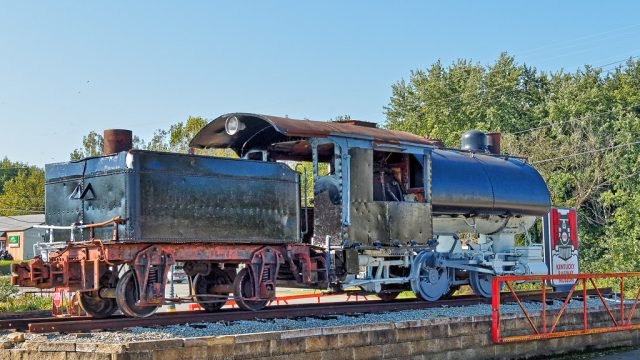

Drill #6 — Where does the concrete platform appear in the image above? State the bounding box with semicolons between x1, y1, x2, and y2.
2;306;640;360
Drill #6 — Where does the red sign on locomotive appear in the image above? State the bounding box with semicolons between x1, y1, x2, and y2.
543;208;580;289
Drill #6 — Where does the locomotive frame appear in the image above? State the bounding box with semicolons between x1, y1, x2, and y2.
12;113;551;318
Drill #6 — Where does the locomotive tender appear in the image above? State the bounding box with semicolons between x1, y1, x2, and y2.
12;113;551;318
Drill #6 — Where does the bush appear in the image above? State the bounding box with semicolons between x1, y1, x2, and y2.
0;276;51;312
0;276;18;301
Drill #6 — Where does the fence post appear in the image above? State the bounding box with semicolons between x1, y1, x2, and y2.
620;277;625;326
583;278;588;331
541;280;546;334
491;277;501;343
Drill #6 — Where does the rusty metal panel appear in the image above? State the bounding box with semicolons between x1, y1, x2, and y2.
349;148;373;202
348;201;388;246
311;191;342;246
344;248;359;274
387;202;431;245
347;147;387;246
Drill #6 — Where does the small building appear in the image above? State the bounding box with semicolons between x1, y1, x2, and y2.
0;214;45;260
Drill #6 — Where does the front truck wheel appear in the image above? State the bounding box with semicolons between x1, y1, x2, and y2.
115;270;159;318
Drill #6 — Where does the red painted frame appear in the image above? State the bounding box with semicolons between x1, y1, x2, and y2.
491;272;640;343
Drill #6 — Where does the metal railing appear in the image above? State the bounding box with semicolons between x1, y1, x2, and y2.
491;272;640;343
32;217;124;260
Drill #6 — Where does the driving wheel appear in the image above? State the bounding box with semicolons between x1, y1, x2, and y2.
469;271;497;298
410;251;451;301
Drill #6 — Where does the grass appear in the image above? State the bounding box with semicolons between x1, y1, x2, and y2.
0;260;21;266
0;260;21;275
0;275;52;313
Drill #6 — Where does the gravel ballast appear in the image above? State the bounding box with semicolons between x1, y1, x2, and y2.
0;297;608;345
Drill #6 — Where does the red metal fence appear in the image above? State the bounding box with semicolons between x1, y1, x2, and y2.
491;272;640;343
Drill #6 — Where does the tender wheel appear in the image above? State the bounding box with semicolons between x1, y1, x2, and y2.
469;271;496;298
77;270;118;318
194;268;233;312
77;291;117;318
233;268;268;311
116;270;159;318
410;251;451;301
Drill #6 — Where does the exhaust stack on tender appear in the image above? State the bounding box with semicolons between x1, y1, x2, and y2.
103;129;133;154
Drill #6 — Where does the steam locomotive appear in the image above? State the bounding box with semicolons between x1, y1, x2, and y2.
12;113;550;318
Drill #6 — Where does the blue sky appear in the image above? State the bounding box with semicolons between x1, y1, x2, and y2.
1;1;640;166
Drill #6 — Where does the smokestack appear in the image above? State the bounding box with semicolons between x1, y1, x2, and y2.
486;132;501;154
103;129;133;154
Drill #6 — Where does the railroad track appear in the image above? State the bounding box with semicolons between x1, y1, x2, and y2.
0;289;608;334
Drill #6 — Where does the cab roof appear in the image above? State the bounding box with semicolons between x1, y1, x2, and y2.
189;113;439;156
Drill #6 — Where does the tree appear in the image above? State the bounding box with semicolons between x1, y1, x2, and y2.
145;129;171;152
384;53;550;146
70;131;104;160
0;167;45;216
332;115;352;121
385;54;640;273
0;157;30;194
168;116;208;152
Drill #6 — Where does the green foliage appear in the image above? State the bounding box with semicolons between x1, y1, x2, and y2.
0;276;54;312
168;116;208;152
72;116;235;158
386;54;640;273
0;157;30;194
385;53;550;146
70;130;104;160
0;276;51;312
0;276;18;302
0;260;21;275
0;165;44;216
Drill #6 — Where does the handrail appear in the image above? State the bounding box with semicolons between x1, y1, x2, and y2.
33;217;125;243
294;164;309;238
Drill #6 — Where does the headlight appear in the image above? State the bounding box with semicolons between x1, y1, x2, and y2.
225;116;245;135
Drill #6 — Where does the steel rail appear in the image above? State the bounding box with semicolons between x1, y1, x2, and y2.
0;289;611;333
0;292;493;331
26;297;486;333
0;289;605;334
